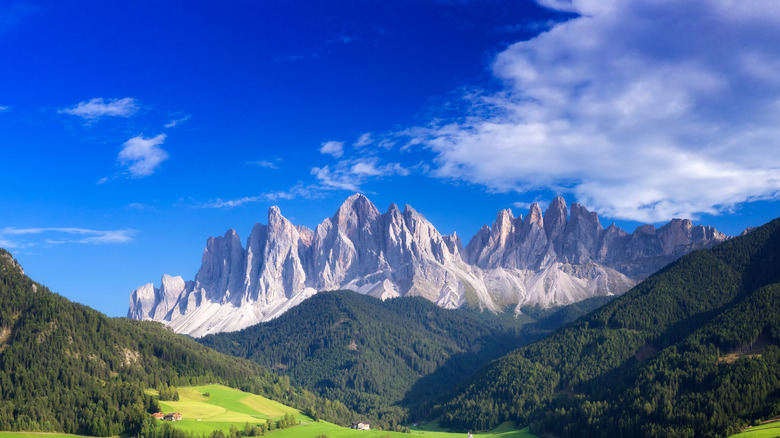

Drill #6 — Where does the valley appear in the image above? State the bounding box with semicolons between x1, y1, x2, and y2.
2;215;780;437
144;383;537;438
3;0;779;437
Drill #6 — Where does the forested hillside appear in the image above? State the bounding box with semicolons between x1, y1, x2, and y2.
199;288;612;424
436;218;780;437
0;249;352;437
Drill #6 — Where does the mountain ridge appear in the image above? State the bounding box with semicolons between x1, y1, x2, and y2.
129;194;727;337
434;217;780;437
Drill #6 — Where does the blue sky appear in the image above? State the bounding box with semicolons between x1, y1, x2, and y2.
2;0;779;317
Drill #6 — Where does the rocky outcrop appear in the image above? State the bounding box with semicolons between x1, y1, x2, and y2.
128;194;728;337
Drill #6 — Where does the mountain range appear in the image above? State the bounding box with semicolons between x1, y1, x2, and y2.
128;194;727;337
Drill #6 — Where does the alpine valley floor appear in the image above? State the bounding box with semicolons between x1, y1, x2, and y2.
150;384;537;438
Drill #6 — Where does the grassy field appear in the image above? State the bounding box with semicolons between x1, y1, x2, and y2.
154;383;308;435
152;384;536;438
729;421;780;437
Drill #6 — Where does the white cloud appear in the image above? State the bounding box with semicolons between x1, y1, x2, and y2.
0;105;9;112
0;227;136;247
118;134;168;178
312;158;408;191
96;177;109;185
311;165;361;191
59;97;138;120
353;132;374;148
320;140;344;158
200;182;317;208
404;0;780;222
247;160;280;169
164;115;191;128
350;158;409;177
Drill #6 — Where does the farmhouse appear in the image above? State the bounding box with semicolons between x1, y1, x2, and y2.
164;412;183;421
350;421;370;430
152;412;164;420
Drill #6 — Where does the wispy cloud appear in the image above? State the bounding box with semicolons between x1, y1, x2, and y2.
203;154;411;208
59;97;139;120
118;134;168;178
320;140;344;158
0;227;136;248
353;132;374;148
199;182;318;208
399;0;780;223
164;115;191;128
312;157;409;191
247;159;280;170
0;105;9;112
125;202;155;211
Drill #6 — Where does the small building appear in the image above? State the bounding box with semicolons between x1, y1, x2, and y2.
164;413;183;421
350;421;370;430
152;412;164;420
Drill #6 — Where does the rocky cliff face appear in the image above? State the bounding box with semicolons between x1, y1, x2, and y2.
128;194;727;337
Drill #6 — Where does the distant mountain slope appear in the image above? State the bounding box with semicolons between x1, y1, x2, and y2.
435;217;780;437
198;289;613;421
129;194;726;337
0;249;352;436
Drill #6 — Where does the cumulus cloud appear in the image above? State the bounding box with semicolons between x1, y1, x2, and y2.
320;140;344;158
0;227;136;246
118;134;168;178
405;0;780;222
59;97;139;120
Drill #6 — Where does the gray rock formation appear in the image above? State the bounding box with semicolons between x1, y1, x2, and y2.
128;194;727;337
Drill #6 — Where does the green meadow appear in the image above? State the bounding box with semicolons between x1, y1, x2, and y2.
153;384;307;435
153;384;536;438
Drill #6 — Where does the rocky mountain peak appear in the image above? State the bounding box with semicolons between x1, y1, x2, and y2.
544;197;568;241
334;193;379;224
492;209;515;244
525;203;544;227
130;193;730;337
